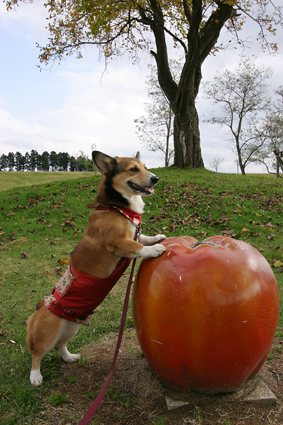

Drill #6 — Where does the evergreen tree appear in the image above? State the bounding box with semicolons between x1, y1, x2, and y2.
7;152;15;171
49;151;58;171
30;150;38;171
25;152;30;171
0;154;8;171
41;151;50;171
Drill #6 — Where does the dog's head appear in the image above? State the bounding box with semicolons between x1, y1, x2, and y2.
92;151;159;210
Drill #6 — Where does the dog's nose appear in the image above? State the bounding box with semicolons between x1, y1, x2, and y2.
150;175;159;185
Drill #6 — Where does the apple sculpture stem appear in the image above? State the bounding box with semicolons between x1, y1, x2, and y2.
132;236;279;394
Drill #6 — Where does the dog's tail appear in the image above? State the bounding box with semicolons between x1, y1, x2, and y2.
26;301;44;352
36;300;44;310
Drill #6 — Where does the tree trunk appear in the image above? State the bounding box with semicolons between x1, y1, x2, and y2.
173;103;204;168
236;138;246;175
165;133;169;167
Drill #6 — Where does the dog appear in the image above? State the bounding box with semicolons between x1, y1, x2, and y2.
26;151;166;386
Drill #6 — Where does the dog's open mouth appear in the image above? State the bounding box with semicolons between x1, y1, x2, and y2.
128;181;154;195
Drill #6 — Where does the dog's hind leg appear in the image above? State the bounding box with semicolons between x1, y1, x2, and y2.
56;345;81;363
27;307;59;386
30;348;48;386
27;306;80;386
28;331;60;386
55;320;81;363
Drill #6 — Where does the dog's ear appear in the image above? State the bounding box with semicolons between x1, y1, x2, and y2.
135;151;140;160
92;151;117;175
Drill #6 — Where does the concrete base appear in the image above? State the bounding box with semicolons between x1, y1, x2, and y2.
165;375;276;411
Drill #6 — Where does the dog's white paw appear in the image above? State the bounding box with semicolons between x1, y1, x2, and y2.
156;234;166;242
138;234;166;246
30;369;43;386
140;243;166;259
57;346;81;363
65;353;81;363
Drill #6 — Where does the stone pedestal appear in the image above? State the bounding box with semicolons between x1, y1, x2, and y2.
165;375;276;411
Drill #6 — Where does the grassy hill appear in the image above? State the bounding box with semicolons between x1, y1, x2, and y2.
0;168;282;424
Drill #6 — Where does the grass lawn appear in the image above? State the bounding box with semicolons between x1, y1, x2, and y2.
0;171;96;192
0;168;282;424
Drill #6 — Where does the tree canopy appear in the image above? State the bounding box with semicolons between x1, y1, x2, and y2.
5;0;283;168
6;0;281;64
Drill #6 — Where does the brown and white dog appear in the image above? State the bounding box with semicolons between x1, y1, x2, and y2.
26;151;166;386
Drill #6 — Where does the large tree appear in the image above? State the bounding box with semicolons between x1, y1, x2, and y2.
253;87;283;175
6;0;282;168
204;59;272;175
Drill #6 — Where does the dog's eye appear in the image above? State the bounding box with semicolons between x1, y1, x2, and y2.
130;167;139;172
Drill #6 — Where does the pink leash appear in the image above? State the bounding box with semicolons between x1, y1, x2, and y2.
78;258;137;425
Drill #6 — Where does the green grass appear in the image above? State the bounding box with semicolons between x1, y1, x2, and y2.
49;389;69;406
0;167;282;424
0;171;96;192
154;417;167;425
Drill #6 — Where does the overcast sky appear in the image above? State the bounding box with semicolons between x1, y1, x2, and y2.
0;1;282;173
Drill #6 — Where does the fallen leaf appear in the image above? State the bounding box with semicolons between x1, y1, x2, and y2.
222;229;236;237
55;266;63;274
58;258;69;265
73;229;83;238
274;260;283;268
200;231;208;237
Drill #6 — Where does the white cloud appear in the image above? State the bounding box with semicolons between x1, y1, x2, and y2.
0;0;49;41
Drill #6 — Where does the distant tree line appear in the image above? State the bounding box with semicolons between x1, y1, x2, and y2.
0;150;96;172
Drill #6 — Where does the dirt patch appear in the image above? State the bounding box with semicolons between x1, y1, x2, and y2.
37;329;283;425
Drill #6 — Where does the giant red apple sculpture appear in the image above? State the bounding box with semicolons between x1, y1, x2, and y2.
132;236;279;393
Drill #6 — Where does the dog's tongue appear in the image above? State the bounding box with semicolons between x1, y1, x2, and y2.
147;186;154;194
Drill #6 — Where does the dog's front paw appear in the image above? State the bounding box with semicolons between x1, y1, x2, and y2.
30;369;43;386
140;244;166;259
156;234;166;242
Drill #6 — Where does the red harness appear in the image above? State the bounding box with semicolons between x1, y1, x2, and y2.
44;207;141;325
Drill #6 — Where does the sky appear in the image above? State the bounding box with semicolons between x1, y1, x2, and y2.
0;1;283;173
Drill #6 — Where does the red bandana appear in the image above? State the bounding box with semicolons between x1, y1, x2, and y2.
95;206;141;228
